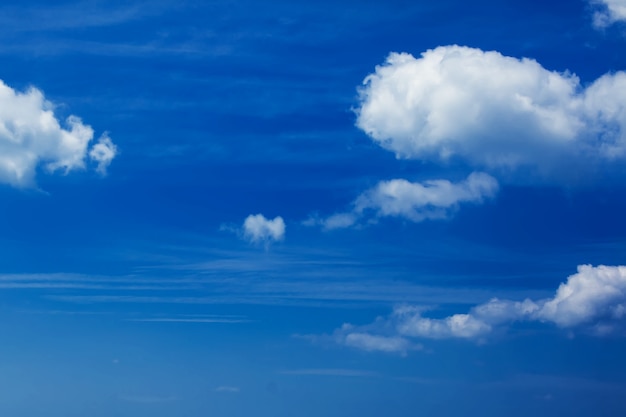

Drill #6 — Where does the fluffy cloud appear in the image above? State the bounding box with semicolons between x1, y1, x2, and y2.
318;172;498;229
243;214;285;243
538;264;626;327
0;80;117;187
355;46;626;179
592;0;626;27
330;265;626;352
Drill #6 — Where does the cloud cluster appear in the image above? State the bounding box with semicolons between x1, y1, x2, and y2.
592;0;626;27
317;172;498;229
355;46;626;179
243;214;285;243
331;265;626;353
0;80;117;187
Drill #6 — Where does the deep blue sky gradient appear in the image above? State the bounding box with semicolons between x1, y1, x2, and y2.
1;0;626;416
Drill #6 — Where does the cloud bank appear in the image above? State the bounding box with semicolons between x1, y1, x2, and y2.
0;80;117;187
243;214;285;243
355;46;626;180
318;172;498;229
592;0;626;27
331;265;626;353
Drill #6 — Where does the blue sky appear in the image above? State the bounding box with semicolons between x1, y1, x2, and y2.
1;0;626;415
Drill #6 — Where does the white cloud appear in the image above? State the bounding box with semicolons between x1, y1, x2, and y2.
327;265;626;352
396;310;492;340
319;172;498;229
89;134;117;175
242;214;285;243
538;264;626;327
0;80;116;187
355;46;626;180
592;0;626;27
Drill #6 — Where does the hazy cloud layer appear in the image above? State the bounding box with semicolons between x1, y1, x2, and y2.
355;46;626;181
0;80;117;187
330;265;626;353
243;214;285;243
317;172;498;229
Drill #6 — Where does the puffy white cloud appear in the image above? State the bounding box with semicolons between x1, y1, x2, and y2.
0;80;116;187
355;46;626;179
538;265;626;327
592;0;626;27
243;214;285;243
328;265;626;352
319;172;498;229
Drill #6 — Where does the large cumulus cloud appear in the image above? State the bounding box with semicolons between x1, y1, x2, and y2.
0;80;117;188
355;46;626;180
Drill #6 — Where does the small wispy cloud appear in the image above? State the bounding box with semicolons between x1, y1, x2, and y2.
310;172;498;230
339;331;419;355
89;134;118;175
215;386;240;393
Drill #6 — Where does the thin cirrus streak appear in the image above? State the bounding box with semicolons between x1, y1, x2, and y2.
126;318;253;323
41;284;545;309
278;368;378;377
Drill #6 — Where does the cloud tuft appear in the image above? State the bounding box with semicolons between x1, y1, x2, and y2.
89;134;118;175
243;214;285;243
